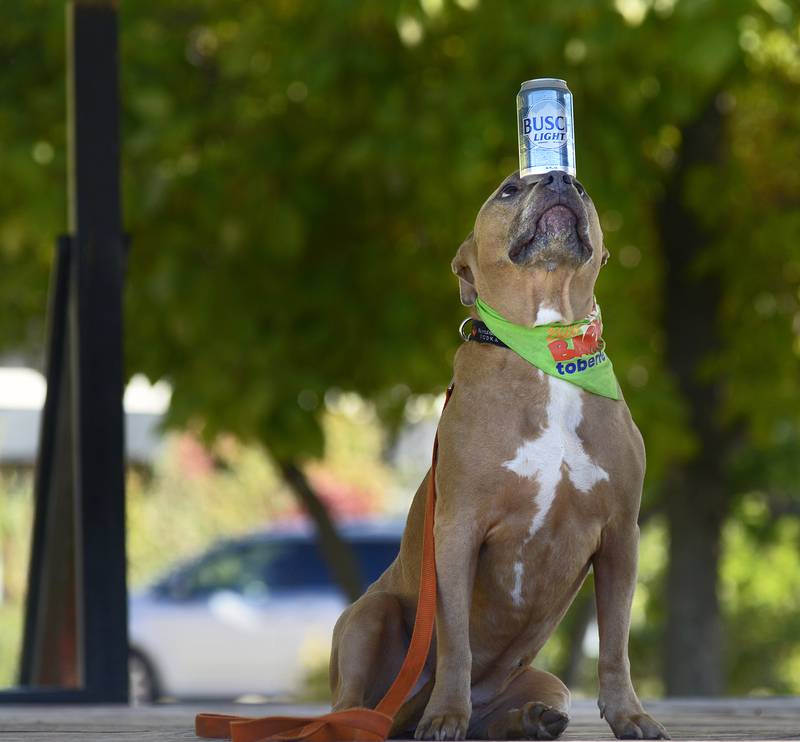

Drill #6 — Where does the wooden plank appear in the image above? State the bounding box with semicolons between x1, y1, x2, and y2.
0;699;798;740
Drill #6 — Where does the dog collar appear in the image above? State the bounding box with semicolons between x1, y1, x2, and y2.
462;297;622;400
459;318;509;348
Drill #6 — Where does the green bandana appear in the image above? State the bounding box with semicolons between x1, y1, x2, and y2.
475;297;621;400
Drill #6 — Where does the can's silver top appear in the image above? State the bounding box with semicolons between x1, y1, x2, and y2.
519;78;569;92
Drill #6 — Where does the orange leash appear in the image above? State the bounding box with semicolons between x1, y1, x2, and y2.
195;388;452;742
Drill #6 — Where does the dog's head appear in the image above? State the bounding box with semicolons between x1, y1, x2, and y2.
452;170;608;324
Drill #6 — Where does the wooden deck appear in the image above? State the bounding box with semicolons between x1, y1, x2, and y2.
1;698;798;741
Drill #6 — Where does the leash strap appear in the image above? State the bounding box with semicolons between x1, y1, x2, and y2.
195;387;453;742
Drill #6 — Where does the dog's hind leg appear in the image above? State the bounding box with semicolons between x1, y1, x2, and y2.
329;590;408;711
468;666;571;740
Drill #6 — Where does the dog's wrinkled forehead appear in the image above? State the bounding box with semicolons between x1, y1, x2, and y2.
475;170;601;243
482;170;595;207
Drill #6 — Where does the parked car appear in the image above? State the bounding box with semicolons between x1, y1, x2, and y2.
128;521;402;703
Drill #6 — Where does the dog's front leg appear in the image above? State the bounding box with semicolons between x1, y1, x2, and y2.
415;515;480;741
593;519;670;740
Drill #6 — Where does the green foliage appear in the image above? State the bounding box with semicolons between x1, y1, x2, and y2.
0;3;783;451
0;475;33;688
3;0;797;472
0;1;65;353
721;495;800;694
0;475;33;604
0;603;22;688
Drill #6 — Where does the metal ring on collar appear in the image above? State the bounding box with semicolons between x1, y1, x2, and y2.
459;317;473;341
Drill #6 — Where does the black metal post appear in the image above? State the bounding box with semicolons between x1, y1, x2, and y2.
19;237;79;690
4;0;128;704
67;0;128;703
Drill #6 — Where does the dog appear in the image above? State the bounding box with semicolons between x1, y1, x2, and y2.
329;170;670;741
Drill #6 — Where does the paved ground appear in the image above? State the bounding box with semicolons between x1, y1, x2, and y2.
0;698;798;741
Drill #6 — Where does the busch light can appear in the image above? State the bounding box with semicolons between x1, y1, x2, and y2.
517;78;576;178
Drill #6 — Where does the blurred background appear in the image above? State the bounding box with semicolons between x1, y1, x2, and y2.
1;0;799;705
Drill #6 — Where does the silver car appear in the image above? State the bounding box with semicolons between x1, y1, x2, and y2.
128;521;402;703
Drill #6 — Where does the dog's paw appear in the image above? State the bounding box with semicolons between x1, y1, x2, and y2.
415;711;470;740
486;701;569;740
600;704;670;740
514;701;570;740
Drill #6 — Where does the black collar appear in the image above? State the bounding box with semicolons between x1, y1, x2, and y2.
459;318;508;349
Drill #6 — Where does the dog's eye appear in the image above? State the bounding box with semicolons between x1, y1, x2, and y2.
498;183;519;199
574;180;586;196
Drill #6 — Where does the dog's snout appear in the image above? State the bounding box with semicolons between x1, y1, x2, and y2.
541;170;575;195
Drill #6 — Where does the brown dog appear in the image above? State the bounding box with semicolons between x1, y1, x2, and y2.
329;171;670;741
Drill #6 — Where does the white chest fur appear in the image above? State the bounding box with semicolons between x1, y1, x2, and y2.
503;375;608;604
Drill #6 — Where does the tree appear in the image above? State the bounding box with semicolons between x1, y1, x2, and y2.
1;0;798;693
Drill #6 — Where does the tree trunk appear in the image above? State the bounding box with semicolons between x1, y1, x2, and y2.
279;460;364;603
664;470;726;695
658;95;731;696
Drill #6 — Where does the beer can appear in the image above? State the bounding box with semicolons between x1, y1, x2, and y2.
517;78;576;178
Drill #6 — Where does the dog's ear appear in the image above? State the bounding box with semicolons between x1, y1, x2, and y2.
451;232;477;306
